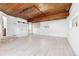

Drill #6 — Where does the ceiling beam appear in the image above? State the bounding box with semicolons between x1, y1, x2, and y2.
28;11;69;22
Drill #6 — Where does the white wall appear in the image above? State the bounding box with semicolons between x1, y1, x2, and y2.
32;19;69;37
0;12;28;37
0;11;69;38
6;16;28;37
67;3;79;55
0;12;3;39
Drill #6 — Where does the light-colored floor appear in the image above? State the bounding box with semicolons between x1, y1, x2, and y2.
0;34;76;56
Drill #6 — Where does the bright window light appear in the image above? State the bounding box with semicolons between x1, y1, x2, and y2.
2;16;7;28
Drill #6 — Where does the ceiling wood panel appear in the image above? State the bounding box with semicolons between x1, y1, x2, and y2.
0;3;34;15
29;11;69;22
16;6;41;19
35;3;71;13
0;3;71;22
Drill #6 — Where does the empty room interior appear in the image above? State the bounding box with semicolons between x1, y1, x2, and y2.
0;3;79;56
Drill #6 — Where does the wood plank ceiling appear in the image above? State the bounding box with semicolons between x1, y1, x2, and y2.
0;3;71;22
